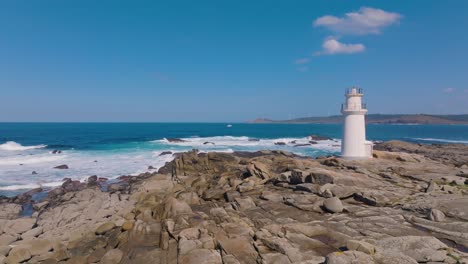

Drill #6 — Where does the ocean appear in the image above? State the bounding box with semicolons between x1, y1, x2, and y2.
1;122;468;197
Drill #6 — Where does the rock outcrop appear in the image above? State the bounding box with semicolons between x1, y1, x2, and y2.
1;141;468;263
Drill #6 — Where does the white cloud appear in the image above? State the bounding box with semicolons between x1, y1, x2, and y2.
314;7;402;35
443;87;456;93
294;58;310;65
316;38;365;55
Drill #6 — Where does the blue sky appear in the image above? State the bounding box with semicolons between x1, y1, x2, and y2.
1;0;467;122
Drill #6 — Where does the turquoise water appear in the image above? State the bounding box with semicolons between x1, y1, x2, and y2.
1;123;467;196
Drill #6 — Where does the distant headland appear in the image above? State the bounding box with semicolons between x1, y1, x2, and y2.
249;114;468;125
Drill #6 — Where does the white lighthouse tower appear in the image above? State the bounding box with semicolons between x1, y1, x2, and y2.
341;87;372;159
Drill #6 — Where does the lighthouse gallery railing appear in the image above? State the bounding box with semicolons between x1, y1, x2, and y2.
341;103;367;111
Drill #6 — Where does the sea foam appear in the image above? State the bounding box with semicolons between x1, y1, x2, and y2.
413;138;468;144
154;135;340;152
0;141;47;151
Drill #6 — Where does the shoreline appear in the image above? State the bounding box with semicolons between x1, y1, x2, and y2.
2;138;468;213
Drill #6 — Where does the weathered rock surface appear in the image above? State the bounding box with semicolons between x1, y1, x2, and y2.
1;141;467;263
0;204;21;220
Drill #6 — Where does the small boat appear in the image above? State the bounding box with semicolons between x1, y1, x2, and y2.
227;124;232;128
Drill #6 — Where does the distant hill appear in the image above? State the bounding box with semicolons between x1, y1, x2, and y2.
248;114;468;124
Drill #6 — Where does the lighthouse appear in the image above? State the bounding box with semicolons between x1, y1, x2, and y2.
340;87;373;159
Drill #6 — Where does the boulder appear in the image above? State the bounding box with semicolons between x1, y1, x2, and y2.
162;198;193;218
237;181;256;193
53;164;69;169
87;175;98;187
177;191;202;205
247;161;271;180
428;208;445;222
224;191;241;202
3;247;31;264
274;142;286;146
346;240;376;255
309;135;332;141
101;248;124;264
33;201;49;211
3;218;35;235
295;183;319;193
0;234;18;246
426;180;438;193
95;222;116;235
159;151;173;156
323;197;343;213
107;182;129;192
22;238;53;256
21;226;43;239
62;179;86;192
233;197;256;211
0;245;11;256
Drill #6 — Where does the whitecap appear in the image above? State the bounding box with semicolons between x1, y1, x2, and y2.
0;155;65;166
0;141;47;151
0;181;63;191
413;138;468;144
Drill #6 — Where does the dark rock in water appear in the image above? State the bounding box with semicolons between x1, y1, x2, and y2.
87;175;99;187
118;175;132;181
148;166;156;170
54;164;69;169
274;142;286;146
9;187;43;204
159;151;173;156
24;188;43;196
309;141;318;144
19;163;24;166
248;138;260;142
62;179;86;192
290;140;297;144
32;171;38;175
203;141;215;145
87;175;98;183
47;187;65;199
52;150;62;154
98;177;108;182
294;144;312;147
309;135;332;141
62;177;71;182
167;138;186;143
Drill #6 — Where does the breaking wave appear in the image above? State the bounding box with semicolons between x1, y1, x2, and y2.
0;141;47;151
153;135;341;152
413;138;468;144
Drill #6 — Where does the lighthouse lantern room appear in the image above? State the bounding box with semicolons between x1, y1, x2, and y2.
340;87;373;159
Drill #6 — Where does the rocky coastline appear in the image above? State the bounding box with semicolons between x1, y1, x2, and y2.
1;140;468;263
